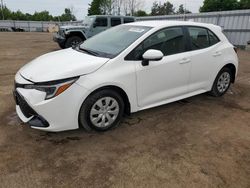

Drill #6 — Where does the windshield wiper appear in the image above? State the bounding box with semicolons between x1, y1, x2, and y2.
79;47;100;56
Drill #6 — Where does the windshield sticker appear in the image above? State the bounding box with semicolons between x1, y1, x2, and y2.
129;28;145;33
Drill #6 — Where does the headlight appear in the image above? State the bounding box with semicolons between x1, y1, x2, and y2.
23;77;79;100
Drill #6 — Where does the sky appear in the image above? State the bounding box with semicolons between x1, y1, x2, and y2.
2;0;204;20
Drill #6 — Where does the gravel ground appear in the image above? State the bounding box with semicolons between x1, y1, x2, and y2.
0;32;249;188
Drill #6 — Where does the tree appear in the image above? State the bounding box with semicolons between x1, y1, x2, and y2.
239;0;250;9
151;1;159;16
115;0;123;15
151;1;175;16
88;0;103;15
125;0;142;16
134;10;147;16
0;5;76;21
88;0;116;15
176;4;191;14
59;8;76;21
0;5;12;20
200;0;239;12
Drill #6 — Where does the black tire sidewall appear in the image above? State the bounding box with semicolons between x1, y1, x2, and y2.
211;67;232;97
79;90;125;132
58;43;65;49
65;36;83;48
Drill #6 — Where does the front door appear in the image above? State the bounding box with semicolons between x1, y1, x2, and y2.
90;17;109;37
132;27;192;107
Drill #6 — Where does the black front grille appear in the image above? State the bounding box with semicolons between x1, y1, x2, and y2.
15;91;37;118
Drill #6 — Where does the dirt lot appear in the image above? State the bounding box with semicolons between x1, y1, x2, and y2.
0;32;249;188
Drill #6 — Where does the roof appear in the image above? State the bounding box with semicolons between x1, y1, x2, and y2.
128;20;221;30
89;15;134;18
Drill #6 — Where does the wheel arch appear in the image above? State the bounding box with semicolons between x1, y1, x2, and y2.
66;31;86;40
82;85;131;115
222;63;236;83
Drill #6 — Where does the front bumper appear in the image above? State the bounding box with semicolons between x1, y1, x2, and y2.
53;33;66;44
14;79;90;132
14;90;49;128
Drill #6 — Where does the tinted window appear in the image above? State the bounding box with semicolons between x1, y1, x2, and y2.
188;27;210;50
208;30;220;46
111;18;122;27
126;27;186;60
95;18;108;27
124;18;134;23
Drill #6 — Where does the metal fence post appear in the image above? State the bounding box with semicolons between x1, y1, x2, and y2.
216;14;221;25
28;21;30;32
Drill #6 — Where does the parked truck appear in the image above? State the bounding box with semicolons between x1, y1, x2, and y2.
53;15;135;49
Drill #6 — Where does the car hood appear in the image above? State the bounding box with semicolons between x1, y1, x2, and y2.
19;48;110;83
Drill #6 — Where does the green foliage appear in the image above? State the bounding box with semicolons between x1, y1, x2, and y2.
151;1;175;16
88;0;102;15
200;0;240;12
88;0;114;15
239;0;250;9
0;6;76;21
134;10;147;17
176;4;192;14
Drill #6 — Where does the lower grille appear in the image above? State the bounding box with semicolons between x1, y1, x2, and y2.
15;91;37;118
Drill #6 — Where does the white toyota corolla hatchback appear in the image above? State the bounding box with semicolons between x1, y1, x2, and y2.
14;21;238;132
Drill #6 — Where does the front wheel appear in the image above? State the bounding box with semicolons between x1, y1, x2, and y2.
65;36;83;48
58;43;65;49
79;90;125;131
210;67;232;97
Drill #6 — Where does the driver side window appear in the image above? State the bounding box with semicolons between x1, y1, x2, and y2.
126;27;186;60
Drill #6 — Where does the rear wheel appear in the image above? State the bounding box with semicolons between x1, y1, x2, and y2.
210;67;232;97
79;90;124;131
65;36;83;48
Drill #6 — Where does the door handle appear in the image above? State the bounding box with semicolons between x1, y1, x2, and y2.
213;51;222;57
180;58;191;64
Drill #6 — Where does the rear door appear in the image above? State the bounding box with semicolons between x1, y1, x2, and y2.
111;18;122;27
186;26;221;92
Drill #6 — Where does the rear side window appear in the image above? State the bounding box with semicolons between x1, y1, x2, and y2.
208;30;220;46
95;18;108;27
111;18;121;27
188;27;210;50
124;18;134;24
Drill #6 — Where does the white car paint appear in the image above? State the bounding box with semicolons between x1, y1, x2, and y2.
14;21;238;132
19;48;109;82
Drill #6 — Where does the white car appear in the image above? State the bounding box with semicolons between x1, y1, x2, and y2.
14;21;238;132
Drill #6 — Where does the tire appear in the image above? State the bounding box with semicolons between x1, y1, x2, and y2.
79;89;125;132
58;43;65;49
209;67;232;97
65;36;83;48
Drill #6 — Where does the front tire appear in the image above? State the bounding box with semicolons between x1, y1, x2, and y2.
58;43;65;49
79;90;125;132
210;67;232;97
65;36;83;48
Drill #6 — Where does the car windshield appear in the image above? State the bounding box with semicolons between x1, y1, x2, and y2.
82;17;95;27
79;25;152;58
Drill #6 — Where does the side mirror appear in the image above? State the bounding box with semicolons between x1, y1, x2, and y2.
142;49;164;66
